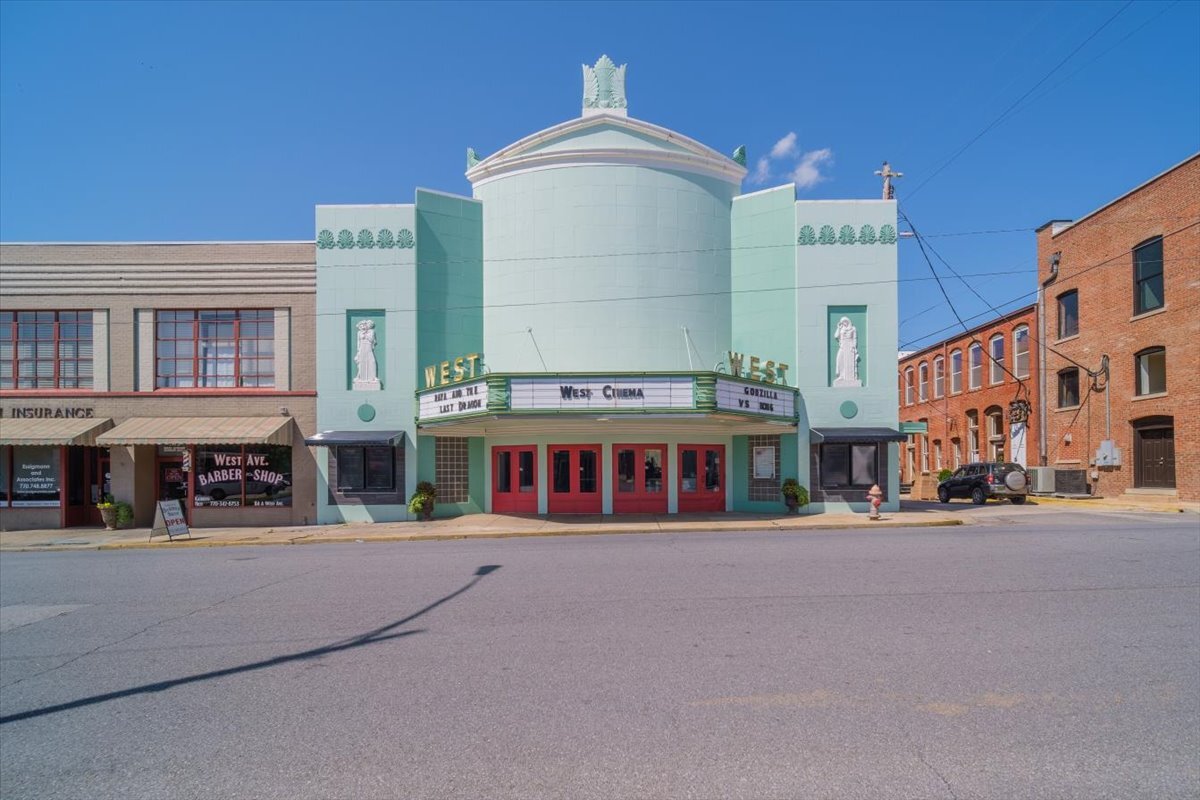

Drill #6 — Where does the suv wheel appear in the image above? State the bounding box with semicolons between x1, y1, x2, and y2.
1010;495;1027;505
971;486;987;505
937;486;950;504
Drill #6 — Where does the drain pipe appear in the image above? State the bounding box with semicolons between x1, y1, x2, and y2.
1038;253;1060;466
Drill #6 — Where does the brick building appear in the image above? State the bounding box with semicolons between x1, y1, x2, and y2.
0;243;318;530
1036;154;1199;501
898;305;1038;494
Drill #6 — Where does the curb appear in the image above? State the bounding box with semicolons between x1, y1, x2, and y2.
3;518;964;553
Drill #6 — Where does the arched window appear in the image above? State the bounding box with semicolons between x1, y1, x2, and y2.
904;367;914;405
950;349;962;393
966;410;980;462
989;334;1005;385
985;406;1004;462
918;362;929;402
951;438;962;468
1013;325;1030;379
933;439;943;471
969;342;983;390
933;356;945;398
1134;347;1166;396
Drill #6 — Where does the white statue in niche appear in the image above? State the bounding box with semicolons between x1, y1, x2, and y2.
353;320;381;391
833;316;861;388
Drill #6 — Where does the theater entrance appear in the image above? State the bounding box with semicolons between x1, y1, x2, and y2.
492;445;537;513
548;444;601;514
678;444;725;512
612;444;667;514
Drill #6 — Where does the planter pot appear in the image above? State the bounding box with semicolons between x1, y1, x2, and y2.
421;502;434;522
783;495;799;514
99;507;117;531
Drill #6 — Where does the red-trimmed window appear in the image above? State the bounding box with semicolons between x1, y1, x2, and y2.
156;310;274;388
0;311;93;389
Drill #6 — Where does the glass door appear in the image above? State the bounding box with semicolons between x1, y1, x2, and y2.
492;446;537;513
157;456;189;523
547;444;602;514
678;444;725;512
612;444;667;514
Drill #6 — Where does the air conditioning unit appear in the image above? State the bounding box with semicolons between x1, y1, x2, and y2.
1028;467;1056;495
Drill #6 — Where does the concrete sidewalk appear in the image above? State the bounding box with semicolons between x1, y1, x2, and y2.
0;506;966;552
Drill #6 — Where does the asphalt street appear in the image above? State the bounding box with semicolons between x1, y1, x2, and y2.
1;508;1197;799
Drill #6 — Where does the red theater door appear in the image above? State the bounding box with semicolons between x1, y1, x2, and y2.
492;446;537;513
548;445;601;514
612;444;667;514
678;444;725;512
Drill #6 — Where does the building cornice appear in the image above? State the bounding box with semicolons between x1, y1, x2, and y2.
466;113;746;187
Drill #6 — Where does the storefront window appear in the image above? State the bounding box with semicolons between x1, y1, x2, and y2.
681;449;698;492
195;445;292;507
579;450;597;493
518;451;535;493
553;450;571;494
0;446;9;506
335;446;394;492
644;448;663;493
11;445;61;506
617;449;635;493
819;443;878;490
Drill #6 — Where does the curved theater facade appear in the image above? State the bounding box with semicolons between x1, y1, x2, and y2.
309;55;903;523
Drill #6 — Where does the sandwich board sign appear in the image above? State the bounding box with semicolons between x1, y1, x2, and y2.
151;499;190;541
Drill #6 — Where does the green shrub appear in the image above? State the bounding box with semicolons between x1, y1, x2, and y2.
114;501;135;528
781;478;810;507
937;468;953;483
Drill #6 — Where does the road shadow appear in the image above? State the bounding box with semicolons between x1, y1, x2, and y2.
0;564;501;725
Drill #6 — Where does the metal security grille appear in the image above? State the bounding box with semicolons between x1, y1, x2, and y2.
747;434;781;501
435;437;470;503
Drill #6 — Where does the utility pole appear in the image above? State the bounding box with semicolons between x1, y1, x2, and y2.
875;161;903;200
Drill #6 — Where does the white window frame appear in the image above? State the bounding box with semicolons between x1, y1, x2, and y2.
1013;325;1030;379
918;362;928;402
969;343;983;390
989;334;1005;385
933;356;945;398
950;350;962;394
904;368;914;405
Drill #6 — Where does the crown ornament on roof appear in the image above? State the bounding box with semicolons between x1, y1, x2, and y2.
582;54;627;117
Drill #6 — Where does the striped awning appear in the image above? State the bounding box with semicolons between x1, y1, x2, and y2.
0;416;114;446
96;416;293;446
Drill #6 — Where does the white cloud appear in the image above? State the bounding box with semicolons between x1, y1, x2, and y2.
790;148;833;189
750;156;771;184
769;131;797;159
746;132;833;188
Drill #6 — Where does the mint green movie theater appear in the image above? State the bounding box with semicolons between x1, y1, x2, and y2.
309;57;903;522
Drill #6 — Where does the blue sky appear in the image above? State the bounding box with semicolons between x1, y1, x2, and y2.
1;0;1197;349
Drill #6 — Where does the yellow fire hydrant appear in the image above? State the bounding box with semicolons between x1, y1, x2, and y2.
867;484;883;520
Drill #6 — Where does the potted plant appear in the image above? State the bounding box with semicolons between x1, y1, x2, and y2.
97;494;117;530
781;479;809;514
408;481;438;521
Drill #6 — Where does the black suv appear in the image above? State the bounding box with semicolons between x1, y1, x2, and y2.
938;462;1029;505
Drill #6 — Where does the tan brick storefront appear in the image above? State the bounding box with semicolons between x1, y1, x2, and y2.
1036;155;1200;501
898;306;1038;497
0;242;318;530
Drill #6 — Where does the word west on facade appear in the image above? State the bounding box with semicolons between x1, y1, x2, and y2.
898;154;1199;502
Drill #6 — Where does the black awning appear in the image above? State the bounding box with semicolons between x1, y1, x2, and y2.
811;427;907;443
304;430;405;447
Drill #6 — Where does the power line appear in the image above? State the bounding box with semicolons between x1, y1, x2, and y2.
906;1;1135;201
899;219;1198;348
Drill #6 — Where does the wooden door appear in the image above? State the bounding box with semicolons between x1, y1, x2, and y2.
1137;426;1176;488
